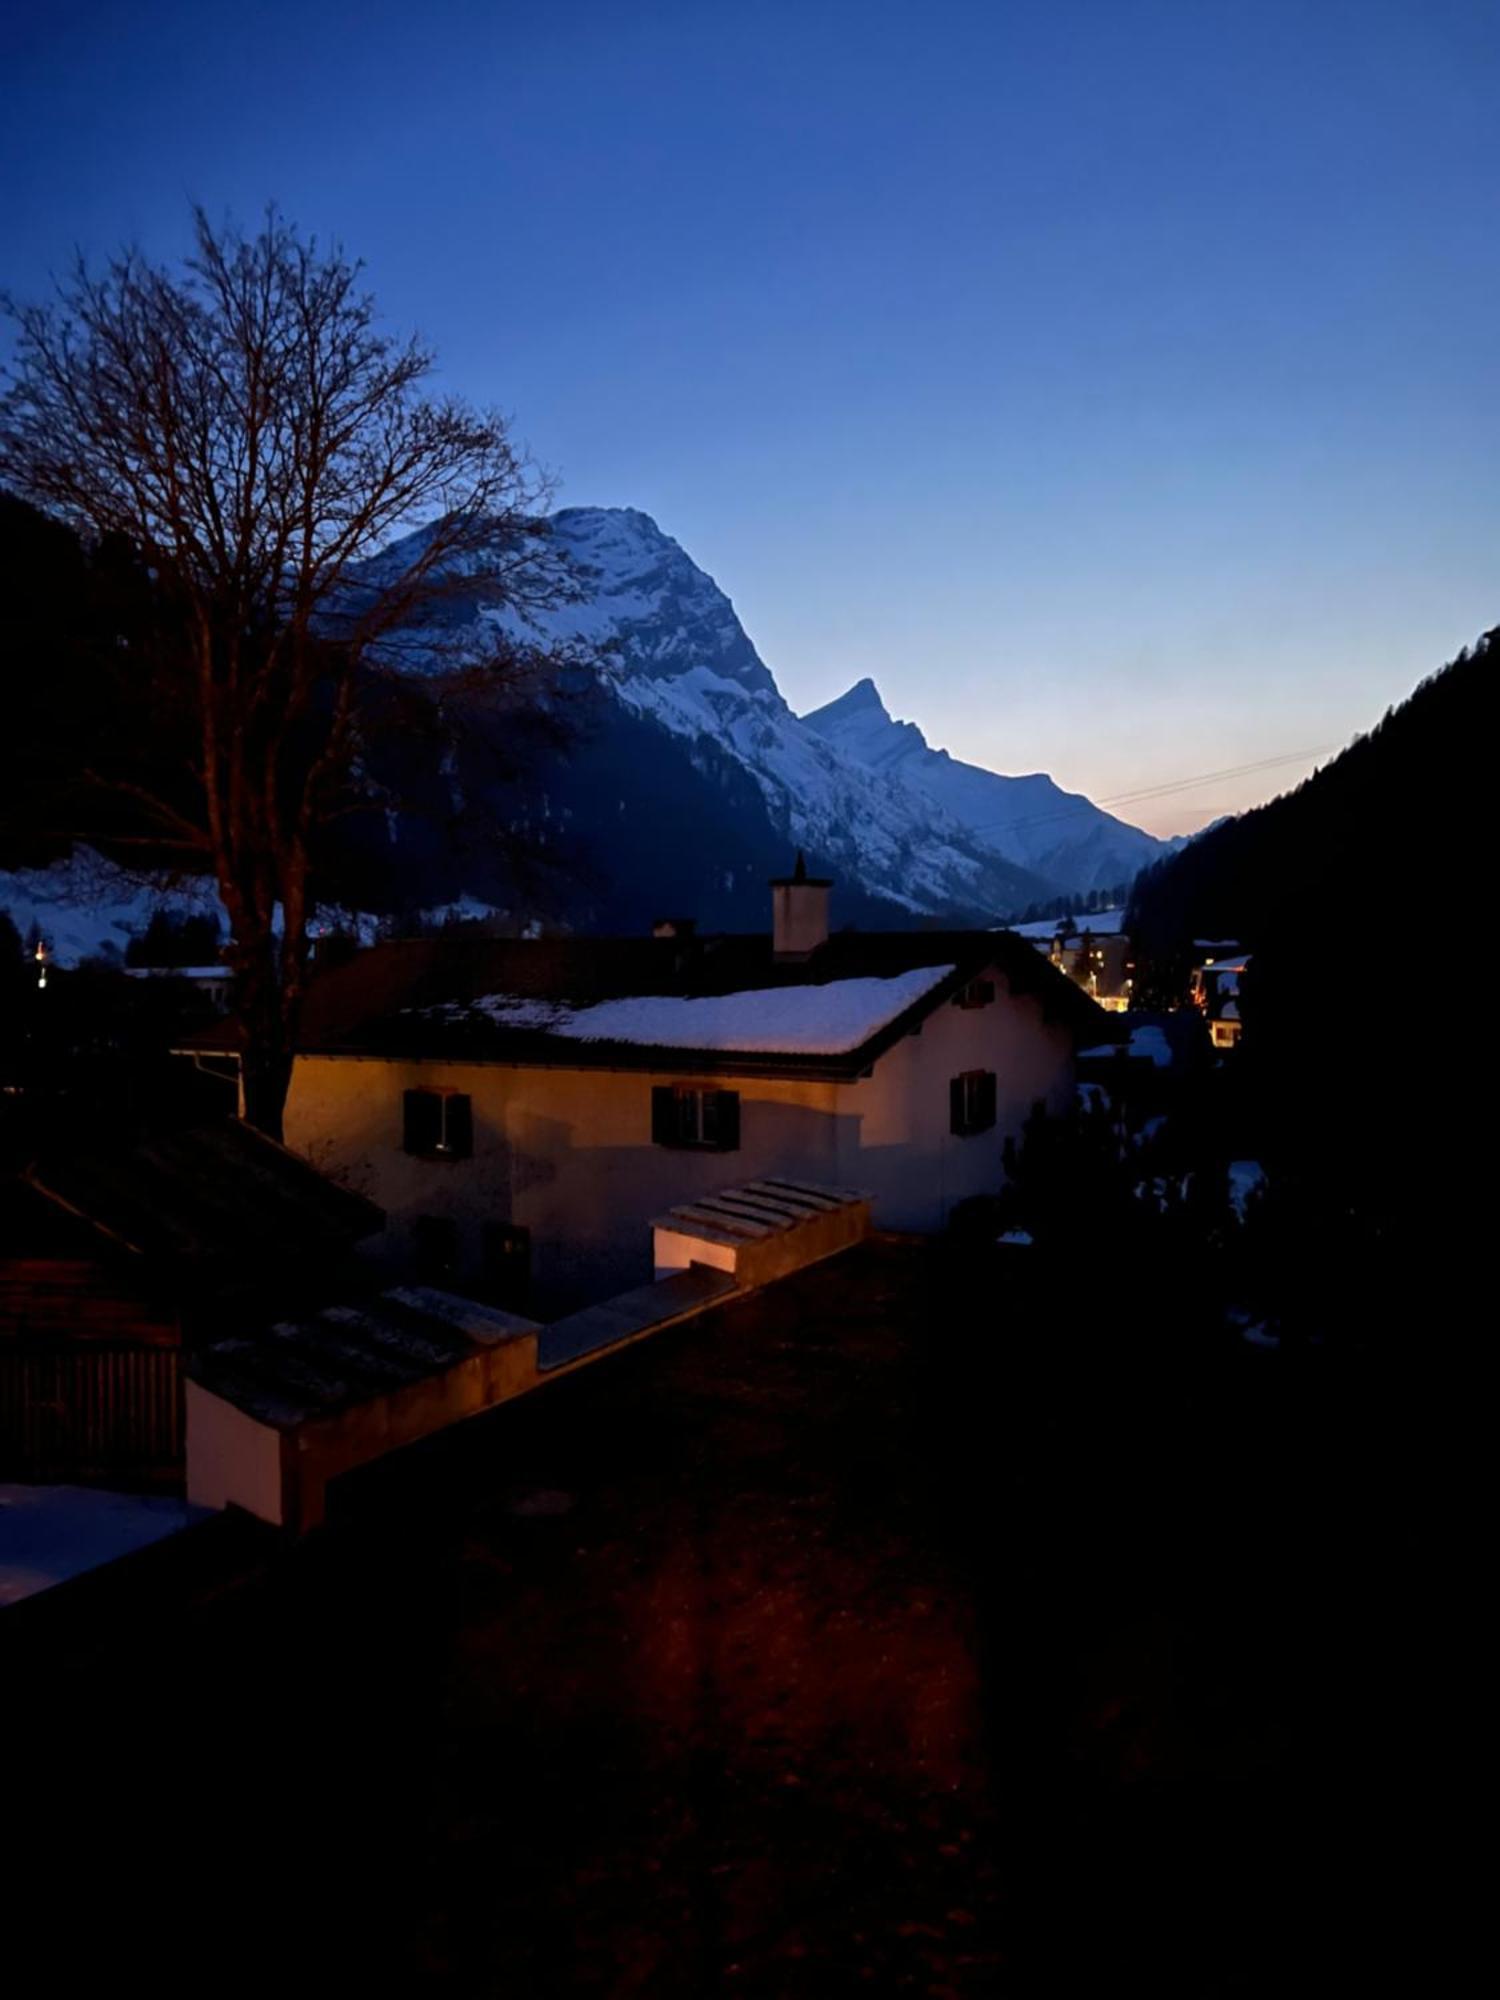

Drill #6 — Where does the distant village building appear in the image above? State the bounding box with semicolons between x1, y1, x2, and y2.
1011;908;1133;1011
1049;922;1132;1012
1190;952;1249;1048
181;863;1105;1311
1209;1005;1242;1050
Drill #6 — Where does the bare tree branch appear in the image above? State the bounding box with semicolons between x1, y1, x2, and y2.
1;206;566;1134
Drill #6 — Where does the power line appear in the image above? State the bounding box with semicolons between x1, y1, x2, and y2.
959;744;1331;842
1093;745;1333;808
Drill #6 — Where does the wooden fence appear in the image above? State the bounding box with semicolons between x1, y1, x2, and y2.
0;1260;184;1481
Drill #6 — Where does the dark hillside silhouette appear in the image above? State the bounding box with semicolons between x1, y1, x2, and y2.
1128;629;1495;1328
1127;631;1493;967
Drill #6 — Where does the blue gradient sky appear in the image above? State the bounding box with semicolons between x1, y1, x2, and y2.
4;0;1495;833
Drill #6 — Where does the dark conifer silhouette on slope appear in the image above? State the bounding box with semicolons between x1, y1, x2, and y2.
1129;628;1495;1329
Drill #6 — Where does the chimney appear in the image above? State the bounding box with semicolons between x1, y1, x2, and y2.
770;852;831;960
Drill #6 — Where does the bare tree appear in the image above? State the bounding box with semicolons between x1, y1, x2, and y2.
1;207;570;1135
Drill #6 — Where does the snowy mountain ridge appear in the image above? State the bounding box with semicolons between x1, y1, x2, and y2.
521;507;1165;906
801;675;1166;894
365;506;1050;916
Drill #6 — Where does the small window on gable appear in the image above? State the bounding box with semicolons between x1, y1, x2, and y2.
403;1087;473;1159
955;978;995;1010
651;1084;741;1152
949;1069;997;1137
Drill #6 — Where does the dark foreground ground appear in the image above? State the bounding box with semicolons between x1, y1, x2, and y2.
5;1239;1456;1995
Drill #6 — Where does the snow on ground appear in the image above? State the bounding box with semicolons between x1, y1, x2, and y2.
0;848;223;967
1228;1308;1280;1351
1007;908;1127;940
1128;1024;1174;1068
1079;1022;1173;1068
417;895;513;929
422;964;957;1056
0;855;426;970
0;1483;207;1606
1228;1160;1267;1219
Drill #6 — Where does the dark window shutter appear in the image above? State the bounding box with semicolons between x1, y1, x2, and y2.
404;1088;441;1155
950;1075;965;1136
652;1085;676;1146
444;1093;473;1159
714;1090;741;1151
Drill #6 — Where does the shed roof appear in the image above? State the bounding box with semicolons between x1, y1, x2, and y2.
190;1285;537;1430
24;1119;383;1285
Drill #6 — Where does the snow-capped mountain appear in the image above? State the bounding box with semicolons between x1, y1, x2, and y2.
380;504;1159;920
514;507;782;701
801;677;1165;895
3;505;1173;962
361;507;1054;919
524;507;1165;910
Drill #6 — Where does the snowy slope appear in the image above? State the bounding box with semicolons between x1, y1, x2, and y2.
802;678;1165;895
0;848;222;966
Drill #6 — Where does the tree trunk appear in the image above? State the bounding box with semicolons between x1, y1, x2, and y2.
239;1037;294;1142
232;924;298;1141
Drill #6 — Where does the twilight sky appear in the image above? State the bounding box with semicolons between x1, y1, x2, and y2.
3;0;1495;834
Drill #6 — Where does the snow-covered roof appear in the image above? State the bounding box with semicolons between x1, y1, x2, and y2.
177;927;1110;1078
429;965;956;1058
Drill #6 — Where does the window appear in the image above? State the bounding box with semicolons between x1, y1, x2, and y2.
651;1084;741;1151
955;978;995;1010
411;1214;460;1281
403;1088;473;1159
482;1223;531;1311
950;1069;997;1137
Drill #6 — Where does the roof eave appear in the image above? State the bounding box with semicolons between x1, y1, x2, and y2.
290;957;986;1083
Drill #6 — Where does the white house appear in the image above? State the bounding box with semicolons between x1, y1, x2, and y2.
186;865;1105;1312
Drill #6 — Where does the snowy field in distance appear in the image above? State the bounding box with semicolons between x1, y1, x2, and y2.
1005;907;1126;940
0;847;223;965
